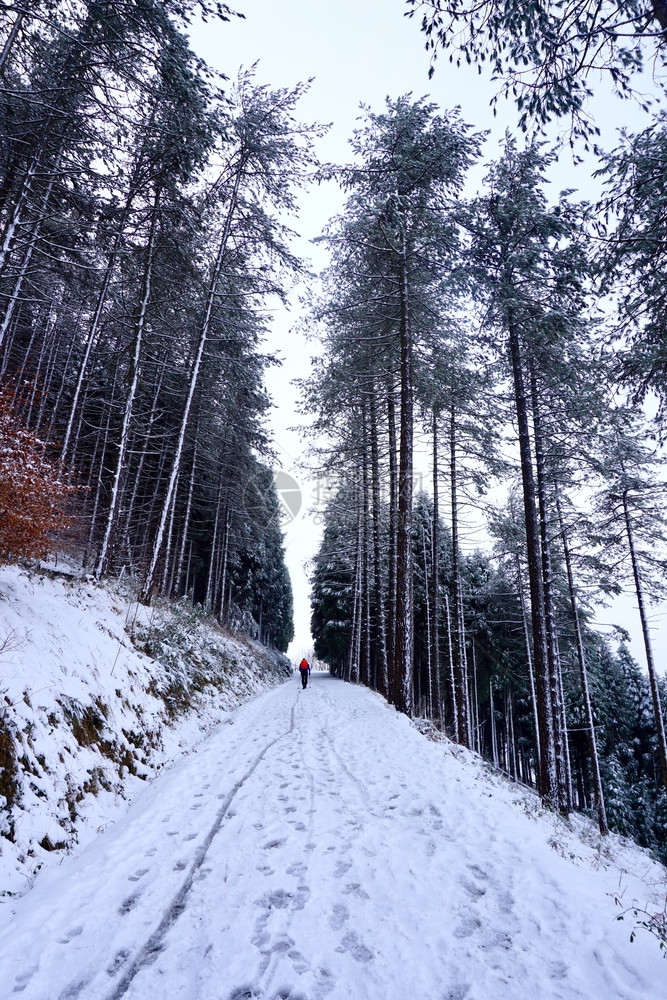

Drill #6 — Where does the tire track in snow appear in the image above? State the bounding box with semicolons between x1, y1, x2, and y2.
103;696;299;1000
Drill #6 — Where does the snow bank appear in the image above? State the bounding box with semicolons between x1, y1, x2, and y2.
0;564;291;894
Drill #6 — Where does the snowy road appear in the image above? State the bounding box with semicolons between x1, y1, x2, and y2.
0;673;664;1000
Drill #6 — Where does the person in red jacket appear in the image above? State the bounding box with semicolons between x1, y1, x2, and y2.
299;657;310;689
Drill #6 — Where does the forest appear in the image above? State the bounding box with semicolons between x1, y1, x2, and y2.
307;5;667;862
1;2;667;864
0;0;298;652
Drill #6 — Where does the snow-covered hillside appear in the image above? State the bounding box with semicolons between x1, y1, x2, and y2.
0;565;291;894
0;671;665;1000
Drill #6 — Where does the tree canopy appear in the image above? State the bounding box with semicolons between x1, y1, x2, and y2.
406;1;667;139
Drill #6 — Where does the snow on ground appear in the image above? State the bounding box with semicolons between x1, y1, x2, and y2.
0;564;290;894
0;671;664;1000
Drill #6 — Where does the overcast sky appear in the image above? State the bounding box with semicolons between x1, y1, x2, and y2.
188;1;665;667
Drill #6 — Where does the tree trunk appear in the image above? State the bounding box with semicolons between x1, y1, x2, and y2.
96;186;160;578
140;159;245;603
386;381;398;683
556;492;608;834
175;436;198;597
471;638;480;753
392;244;414;716
530;371;572;815
490;678;498;767
422;523;433;717
507;312;557;805
349;501;363;684
450;405;469;746
0;8;27;73
0;148;62;349
517;555;541;771
205;478;224;609
60;189;137;462
530;370;570;813
444;592;458;742
361;411;372;688
623;490;667;798
370;385;389;697
431;410;443;726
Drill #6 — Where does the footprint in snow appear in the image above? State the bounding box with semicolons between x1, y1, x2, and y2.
57;925;83;944
343;882;370;900
459;876;486;900
288;949;310;974
443;986;470;1000
338;931;373;963
492;930;513;950
118;892;140;915
13;966;38;991
328;903;349;931
264;837;286;850
333;860;352;879
549;960;569;981
128;867;149;881
264;889;293;909
498;889;514;914
106;949;130;975
270;934;296;953
453;915;482;939
55;974;92;999
295;884;310;909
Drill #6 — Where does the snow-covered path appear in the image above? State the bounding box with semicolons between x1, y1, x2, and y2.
1;673;664;1000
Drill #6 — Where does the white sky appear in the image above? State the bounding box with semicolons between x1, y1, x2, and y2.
188;1;666;670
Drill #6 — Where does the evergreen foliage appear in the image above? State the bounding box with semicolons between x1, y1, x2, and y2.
405;1;667;141
308;95;667;863
0;2;303;650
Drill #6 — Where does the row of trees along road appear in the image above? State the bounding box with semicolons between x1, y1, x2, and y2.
0;1;333;652
306;96;667;862
2;1;667;857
